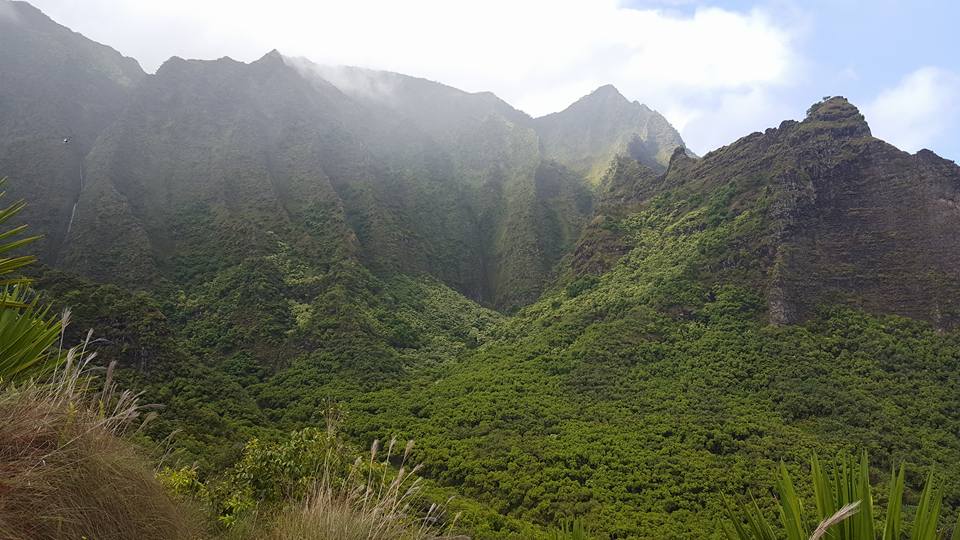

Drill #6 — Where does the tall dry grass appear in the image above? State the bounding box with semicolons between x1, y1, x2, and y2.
269;435;462;540
0;338;199;539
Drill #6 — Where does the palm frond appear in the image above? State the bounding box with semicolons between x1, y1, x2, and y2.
0;286;65;384
810;502;860;540
0;178;41;291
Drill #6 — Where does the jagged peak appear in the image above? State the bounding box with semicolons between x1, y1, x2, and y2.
589;84;627;100
567;84;633;110
257;49;284;63
666;145;695;175
156;53;277;78
541;84;637;119
155;55;187;73
802;96;871;138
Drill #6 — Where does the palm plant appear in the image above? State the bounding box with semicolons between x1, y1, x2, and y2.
0;178;64;385
545;519;592;540
721;451;960;540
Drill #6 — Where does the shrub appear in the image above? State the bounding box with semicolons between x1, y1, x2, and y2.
0;348;199;539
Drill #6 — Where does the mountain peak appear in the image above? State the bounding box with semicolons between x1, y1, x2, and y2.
3;1;51;28
579;84;630;106
591;84;625;98
258;49;283;62
802;96;871;138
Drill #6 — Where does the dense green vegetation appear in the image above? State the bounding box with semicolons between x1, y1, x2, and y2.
5;3;960;538
28;152;960;538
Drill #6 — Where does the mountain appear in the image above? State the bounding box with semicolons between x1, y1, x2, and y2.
0;0;144;260
311;98;960;537
288;60;596;310
5;3;960;539
534;84;689;181
0;1;686;312
572;96;960;328
50;51;597;311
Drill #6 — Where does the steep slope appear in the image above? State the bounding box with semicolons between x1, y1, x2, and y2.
62;51;362;286
533;84;687;182
0;0;144;259
1;3;690;312
288;61;596;310
309;99;960;537
570;97;960;327
59;50;596;310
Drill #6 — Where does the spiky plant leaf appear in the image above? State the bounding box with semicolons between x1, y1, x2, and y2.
0;177;61;384
721;491;784;540
882;465;905;540
0;286;64;384
811;502;860;540
910;472;945;540
721;453;959;540
776;462;809;540
0;179;41;291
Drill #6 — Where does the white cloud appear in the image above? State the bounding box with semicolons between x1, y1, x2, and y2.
864;67;960;153
673;87;797;153
28;0;800;154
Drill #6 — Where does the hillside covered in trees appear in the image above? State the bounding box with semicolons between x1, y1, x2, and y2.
2;1;960;538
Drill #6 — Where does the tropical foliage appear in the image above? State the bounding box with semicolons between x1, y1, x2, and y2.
721;452;960;540
0;179;64;385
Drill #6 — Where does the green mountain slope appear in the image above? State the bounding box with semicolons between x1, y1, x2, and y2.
0;0;144;260
301;99;960;537
290;60;598;310
534;84;689;182
4;4;960;538
62;51;362;287
570;97;960;328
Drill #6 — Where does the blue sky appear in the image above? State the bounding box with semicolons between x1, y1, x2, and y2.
26;0;960;159
727;0;960;159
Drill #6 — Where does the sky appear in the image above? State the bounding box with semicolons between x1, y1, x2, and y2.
23;0;960;159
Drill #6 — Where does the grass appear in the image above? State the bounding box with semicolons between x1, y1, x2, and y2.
0;341;199;540
267;436;460;540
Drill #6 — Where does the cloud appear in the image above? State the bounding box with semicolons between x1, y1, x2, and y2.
672;87;796;153
29;0;800;153
864;67;960;153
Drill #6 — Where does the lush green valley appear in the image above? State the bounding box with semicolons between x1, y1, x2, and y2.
3;1;960;538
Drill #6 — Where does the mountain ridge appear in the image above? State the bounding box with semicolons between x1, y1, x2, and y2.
567;95;960;328
0;1;687;311
5;4;960;538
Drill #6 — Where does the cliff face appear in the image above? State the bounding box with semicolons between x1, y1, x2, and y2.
26;48;597;311
61;52;363;287
765;100;960;326
0;1;144;259
572;97;960;328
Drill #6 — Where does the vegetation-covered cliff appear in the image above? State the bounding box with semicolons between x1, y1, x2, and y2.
3;1;960;538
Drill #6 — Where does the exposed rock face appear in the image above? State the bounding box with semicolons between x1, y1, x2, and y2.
768;101;960;326
574;97;960;328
